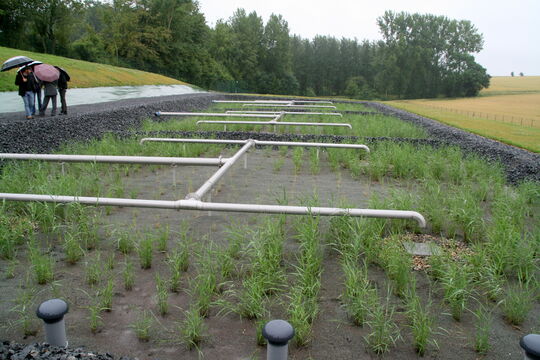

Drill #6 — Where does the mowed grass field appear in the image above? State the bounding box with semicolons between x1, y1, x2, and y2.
386;76;540;152
0;47;185;92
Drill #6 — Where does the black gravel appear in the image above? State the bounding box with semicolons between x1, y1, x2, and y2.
0;341;134;360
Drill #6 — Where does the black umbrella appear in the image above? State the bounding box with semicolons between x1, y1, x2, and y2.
1;56;34;72
54;66;70;81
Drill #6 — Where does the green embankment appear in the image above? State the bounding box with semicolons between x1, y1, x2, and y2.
0;46;186;91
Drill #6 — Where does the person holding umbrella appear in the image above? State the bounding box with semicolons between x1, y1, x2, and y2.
14;67;39;120
2;55;36;119
55;66;70;115
33;64;60;117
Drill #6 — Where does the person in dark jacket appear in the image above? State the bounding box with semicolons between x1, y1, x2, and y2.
15;67;38;119
55;67;70;115
39;80;58;116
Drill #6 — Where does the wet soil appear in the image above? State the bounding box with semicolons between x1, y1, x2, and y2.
0;148;537;360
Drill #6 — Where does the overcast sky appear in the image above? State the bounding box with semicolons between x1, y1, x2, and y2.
197;0;540;76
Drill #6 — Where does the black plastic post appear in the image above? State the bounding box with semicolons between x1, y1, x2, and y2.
262;320;294;360
520;334;540;360
36;299;69;347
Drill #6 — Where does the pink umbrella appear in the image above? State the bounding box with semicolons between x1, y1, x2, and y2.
34;64;60;82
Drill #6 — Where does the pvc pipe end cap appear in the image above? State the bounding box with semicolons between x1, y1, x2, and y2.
37;299;69;324
154;111;161;116
521;334;540;359
262;320;294;346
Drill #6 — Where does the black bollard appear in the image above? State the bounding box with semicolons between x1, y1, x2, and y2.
520;334;540;360
36;299;69;347
262;319;294;360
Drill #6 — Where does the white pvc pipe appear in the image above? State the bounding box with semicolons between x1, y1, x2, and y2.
213;100;334;105
188;140;255;200
155;111;276;118
196;120;352;129
0;153;229;166
0;193;426;227
225;111;343;117
243;104;337;109
139;138;370;152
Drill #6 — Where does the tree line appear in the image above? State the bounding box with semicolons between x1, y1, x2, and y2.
0;0;491;98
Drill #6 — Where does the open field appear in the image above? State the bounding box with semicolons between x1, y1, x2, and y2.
481;76;540;96
386;77;540;152
0;100;539;359
0;46;185;92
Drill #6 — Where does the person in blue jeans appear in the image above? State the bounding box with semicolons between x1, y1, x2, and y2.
15;67;38;119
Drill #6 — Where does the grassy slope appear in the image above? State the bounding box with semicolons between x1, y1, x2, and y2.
0;46;186;91
386;76;540;152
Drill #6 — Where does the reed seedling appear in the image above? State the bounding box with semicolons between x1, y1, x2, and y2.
5;260;18;279
472;303;492;354
99;279;114;311
138;236;153;269
156;225;169;253
449;187;484;242
63;230;84;264
288;289;315;346
273;157;285;173
238;275;267;319
116;229;135;254
85;252;102;286
364;293;401;354
123;260;135;291
130;310;154;342
380;240;413;298
10;284;38;336
155;273;169;315
292;147;304;174
502;284;533;325
341;259;378;326
105;252;115;270
405;292;437;356
180;305;206;349
28;242;54;285
309;148;320;174
87;301;105;333
440;262;470;321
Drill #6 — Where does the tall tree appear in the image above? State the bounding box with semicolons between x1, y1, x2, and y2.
376;11;489;98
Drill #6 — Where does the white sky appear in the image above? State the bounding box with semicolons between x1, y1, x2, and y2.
197;0;540;76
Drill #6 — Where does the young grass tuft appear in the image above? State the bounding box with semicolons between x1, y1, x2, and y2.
99;279;114;311
502;284;533;325
180;306;207;349
63;229;84;264
123;260;135;291
138;235;153;269
364;292;402;354
405;289;437;356
85;252;102;286
472;303;492;354
155;273;169;315
130;309;154;342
